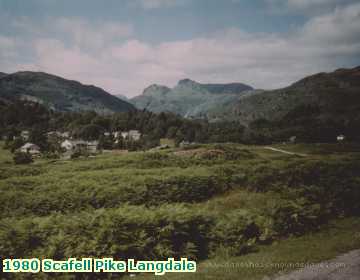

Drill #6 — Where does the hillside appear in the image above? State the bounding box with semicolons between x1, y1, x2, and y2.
130;79;253;117
0;72;8;79
1;141;360;280
0;71;135;114
216;66;360;125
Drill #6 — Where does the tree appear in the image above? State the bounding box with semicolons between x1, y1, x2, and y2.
98;135;114;150
9;138;24;153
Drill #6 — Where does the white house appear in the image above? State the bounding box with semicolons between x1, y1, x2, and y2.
337;134;346;142
113;130;142;142
21;130;30;141
61;140;98;153
129;130;141;141
61;140;87;151
179;140;190;147
61;131;70;138
61;140;74;151
20;143;40;155
87;141;99;153
121;132;129;139
289;136;297;143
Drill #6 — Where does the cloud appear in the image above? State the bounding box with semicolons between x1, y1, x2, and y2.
1;3;360;97
11;17;133;50
54;18;133;49
135;0;188;9
0;35;17;67
267;0;359;15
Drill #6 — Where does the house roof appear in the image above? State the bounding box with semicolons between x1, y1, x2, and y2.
21;143;40;150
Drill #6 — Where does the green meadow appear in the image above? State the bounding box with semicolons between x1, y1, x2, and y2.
0;142;359;279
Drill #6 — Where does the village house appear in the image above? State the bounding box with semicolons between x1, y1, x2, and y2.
61;131;71;139
20;143;41;155
179;140;191;147
113;131;121;139
114;130;142;141
289;136;297;143
21;130;30;141
337;134;346;142
129;130;141;141
87;141;99;153
121;131;129;139
61;139;99;153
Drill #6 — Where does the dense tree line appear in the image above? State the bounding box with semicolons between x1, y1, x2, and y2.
0;101;247;150
0;101;358;151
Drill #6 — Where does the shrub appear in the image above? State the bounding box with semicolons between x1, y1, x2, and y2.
272;199;329;236
0;205;214;262
209;210;261;256
145;175;231;205
13;152;33;165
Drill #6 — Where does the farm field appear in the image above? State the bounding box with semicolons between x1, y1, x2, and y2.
0;142;359;279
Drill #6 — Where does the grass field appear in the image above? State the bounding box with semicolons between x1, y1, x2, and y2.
124;217;360;280
0;142;359;279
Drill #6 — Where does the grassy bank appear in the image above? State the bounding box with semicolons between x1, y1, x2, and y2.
124;217;360;280
0;142;359;279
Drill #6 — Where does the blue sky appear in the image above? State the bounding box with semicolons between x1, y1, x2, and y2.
0;0;359;96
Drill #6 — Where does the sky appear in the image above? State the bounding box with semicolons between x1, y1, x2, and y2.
0;0;359;97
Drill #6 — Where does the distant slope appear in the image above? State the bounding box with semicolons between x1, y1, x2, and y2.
0;72;7;79
0;71;135;114
130;79;254;117
216;66;360;125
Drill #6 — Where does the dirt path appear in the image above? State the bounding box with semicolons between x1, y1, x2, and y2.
268;249;360;280
264;147;308;157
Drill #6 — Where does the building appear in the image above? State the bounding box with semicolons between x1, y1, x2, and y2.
20;143;41;155
61;140;99;153
289;136;297;143
115;130;142;141
121;132;129;139
61;131;71;139
87;141;99;153
128;130;141;141
337;134;346;142
21;130;30;141
179;140;191;148
61;140;86;151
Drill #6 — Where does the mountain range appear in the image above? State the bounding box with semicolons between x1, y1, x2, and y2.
130;66;360;126
223;66;360;125
0;71;135;114
130;79;254;118
0;66;359;129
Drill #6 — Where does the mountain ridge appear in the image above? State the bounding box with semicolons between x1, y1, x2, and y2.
130;79;254;117
218;65;360;125
0;71;135;114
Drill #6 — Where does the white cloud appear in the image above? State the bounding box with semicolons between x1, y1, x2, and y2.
267;0;359;15
1;3;360;97
135;0;188;9
11;17;133;50
54;18;133;49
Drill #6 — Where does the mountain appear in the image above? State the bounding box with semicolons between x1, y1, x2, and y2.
0;72;8;79
130;79;253;117
0;71;135;114
115;94;130;101
221;66;360;125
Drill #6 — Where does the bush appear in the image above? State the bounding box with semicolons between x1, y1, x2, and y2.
0;205;213;262
210;210;261;255
272;199;329;236
13;152;33;165
145;175;231;205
